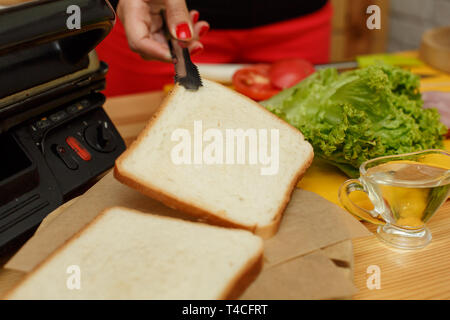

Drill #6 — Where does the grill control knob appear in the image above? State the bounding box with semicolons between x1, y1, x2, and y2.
84;121;116;153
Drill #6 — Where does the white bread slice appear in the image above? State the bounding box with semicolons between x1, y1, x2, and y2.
4;207;263;300
115;79;313;238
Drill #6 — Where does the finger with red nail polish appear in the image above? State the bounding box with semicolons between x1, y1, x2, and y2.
176;23;192;40
199;25;209;37
118;0;172;62
190;10;199;24
165;0;193;41
193;21;210;40
185;40;203;56
190;45;203;56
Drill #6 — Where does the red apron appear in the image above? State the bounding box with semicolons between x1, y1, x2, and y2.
96;1;332;97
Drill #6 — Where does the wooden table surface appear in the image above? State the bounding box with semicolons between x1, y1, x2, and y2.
0;90;448;299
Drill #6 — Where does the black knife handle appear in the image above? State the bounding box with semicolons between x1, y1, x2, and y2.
159;9;202;90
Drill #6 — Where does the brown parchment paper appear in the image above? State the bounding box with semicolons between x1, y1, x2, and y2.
240;251;357;300
4;171;371;299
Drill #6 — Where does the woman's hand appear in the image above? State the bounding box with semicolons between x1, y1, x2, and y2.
117;0;209;62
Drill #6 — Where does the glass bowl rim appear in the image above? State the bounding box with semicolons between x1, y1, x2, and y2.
359;149;450;176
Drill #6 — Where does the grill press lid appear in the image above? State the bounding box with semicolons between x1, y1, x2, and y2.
0;0;115;109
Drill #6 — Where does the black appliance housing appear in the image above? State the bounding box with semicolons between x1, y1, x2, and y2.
0;0;125;252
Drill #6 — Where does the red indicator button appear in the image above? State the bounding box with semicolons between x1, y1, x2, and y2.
66;136;91;161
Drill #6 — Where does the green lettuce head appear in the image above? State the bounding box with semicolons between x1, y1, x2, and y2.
261;64;447;177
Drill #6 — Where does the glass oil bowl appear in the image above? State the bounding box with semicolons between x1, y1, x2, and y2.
339;149;450;250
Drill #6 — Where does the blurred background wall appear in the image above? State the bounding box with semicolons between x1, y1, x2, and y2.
1;0;449;63
330;0;390;61
388;0;450;52
330;0;450;61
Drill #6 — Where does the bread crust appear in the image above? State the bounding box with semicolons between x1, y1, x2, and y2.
114;167;255;231
222;249;264;300
114;81;314;239
254;152;314;238
3;207;264;300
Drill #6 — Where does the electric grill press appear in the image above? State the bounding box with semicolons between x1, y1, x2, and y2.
0;0;125;252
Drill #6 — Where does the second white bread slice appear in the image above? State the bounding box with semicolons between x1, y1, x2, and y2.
115;79;314;238
5;207;263;300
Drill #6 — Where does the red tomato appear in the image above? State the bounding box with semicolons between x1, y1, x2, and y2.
232;64;280;101
269;58;315;89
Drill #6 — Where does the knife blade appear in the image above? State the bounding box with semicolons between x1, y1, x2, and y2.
160;10;202;91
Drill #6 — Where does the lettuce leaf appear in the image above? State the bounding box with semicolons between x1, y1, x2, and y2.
261;65;447;177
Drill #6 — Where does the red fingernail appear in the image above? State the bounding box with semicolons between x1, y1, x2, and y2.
178;40;189;48
191;46;203;56
192;12;199;23
199;25;209;37
176;23;192;40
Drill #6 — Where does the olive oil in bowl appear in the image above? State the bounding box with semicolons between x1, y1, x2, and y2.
366;161;450;229
340;150;450;249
